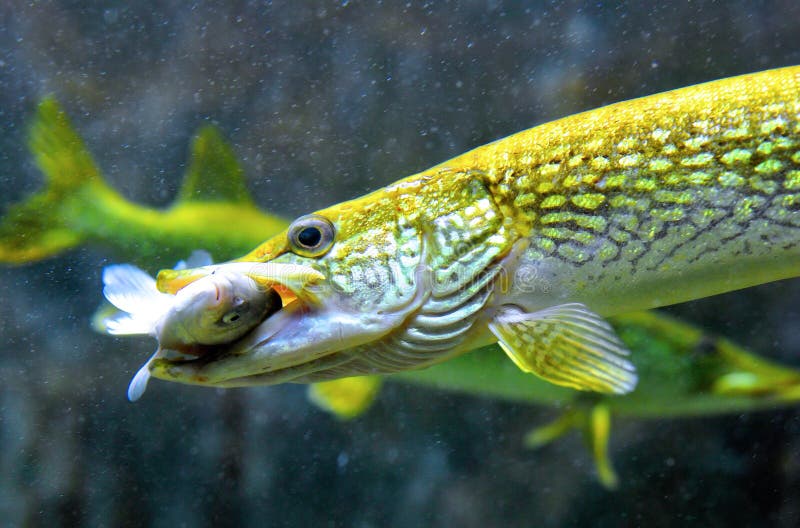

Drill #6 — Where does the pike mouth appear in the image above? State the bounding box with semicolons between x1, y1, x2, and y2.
151;254;430;388
149;298;356;387
151;261;334;384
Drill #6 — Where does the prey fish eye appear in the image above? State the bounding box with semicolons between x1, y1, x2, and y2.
288;214;335;257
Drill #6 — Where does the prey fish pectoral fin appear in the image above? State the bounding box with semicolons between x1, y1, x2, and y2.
127;348;159;402
489;303;637;394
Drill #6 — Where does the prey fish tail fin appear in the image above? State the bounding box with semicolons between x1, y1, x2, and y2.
489;303;637;394
0;98;116;263
103;313;154;336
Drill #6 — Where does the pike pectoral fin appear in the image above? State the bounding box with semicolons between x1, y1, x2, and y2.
488;303;637;394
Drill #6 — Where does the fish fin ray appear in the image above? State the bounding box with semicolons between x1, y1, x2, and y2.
489;303;637;394
524;404;618;489
102;264;170;320
176;125;253;205
524;409;582;449
104;313;155;335
127;349;159;401
588;404;618;489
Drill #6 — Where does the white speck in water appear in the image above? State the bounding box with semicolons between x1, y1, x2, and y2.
103;9;119;24
337;451;349;469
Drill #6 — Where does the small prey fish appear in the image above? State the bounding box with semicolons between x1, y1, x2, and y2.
102;252;282;400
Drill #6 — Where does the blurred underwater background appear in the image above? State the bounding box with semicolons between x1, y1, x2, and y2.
1;1;800;526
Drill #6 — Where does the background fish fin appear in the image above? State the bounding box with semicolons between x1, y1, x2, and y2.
524;403;618;490
175;125;253;205
307;376;383;420
104;312;156;336
585;403;618;490
91;301;122;334
712;370;800;400
523;408;582;448
489;303;638;394
0;98;113;263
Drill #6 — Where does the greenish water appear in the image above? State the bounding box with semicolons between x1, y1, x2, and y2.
1;2;800;526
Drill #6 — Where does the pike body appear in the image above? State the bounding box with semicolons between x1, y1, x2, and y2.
148;66;800;392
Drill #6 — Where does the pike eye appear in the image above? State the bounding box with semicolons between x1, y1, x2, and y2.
298;227;321;247
288;214;335;257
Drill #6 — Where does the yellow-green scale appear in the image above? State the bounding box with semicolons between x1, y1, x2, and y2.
429;66;800;314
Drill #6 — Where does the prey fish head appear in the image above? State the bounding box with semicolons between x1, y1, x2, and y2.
157;269;282;350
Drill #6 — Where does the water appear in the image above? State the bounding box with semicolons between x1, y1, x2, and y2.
1;2;799;526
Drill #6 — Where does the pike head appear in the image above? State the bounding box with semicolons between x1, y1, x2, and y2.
151;171;518;387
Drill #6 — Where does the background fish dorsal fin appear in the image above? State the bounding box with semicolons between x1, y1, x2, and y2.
176;125;254;205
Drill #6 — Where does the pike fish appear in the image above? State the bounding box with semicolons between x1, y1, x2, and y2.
153;66;800;394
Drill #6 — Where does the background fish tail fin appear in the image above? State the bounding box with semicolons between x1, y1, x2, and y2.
0;98;113;263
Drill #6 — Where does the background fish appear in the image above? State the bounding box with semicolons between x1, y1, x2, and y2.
0;99;286;268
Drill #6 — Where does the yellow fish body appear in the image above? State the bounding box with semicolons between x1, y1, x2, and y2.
154;66;800;394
